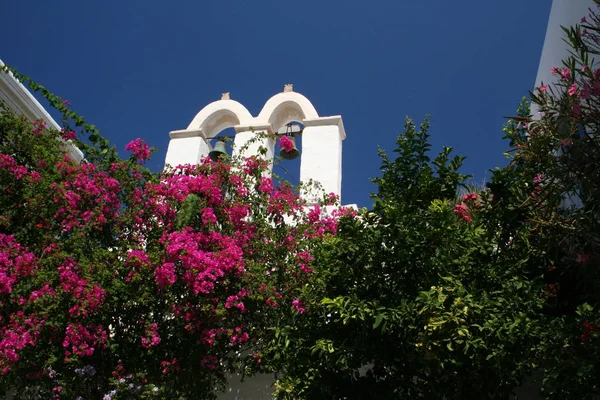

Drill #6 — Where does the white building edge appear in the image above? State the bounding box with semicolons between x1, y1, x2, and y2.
533;0;593;90
0;59;83;163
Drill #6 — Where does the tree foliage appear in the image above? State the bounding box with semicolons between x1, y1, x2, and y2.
262;10;600;400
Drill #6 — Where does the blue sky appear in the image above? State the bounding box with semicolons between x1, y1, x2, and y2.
2;0;551;207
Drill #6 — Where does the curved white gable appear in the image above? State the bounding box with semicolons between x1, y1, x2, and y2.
186;99;253;139
257;91;319;132
166;87;345;201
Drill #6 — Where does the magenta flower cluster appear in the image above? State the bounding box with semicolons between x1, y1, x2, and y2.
0;112;356;398
279;136;295;153
125;138;151;161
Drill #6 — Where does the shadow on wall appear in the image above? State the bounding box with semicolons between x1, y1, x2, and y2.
214;371;547;400
216;372;275;400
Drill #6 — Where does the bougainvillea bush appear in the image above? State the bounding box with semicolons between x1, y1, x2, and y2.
0;76;339;399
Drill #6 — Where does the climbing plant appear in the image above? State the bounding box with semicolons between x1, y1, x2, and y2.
0;74;339;399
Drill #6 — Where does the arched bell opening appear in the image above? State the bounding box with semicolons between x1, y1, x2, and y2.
207;127;236;162
273;121;304;188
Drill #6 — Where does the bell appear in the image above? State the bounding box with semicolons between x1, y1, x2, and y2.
209;138;228;161
279;134;300;160
279;123;302;160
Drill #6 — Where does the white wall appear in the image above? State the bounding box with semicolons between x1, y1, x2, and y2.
0;59;84;163
534;0;593;89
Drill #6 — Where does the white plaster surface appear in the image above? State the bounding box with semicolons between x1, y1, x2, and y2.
300;123;343;199
165;89;346;202
534;0;593;89
0;59;84;163
165;135;211;166
233;129;274;161
216;373;275;400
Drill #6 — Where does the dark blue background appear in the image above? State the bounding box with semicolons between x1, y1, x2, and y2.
1;0;551;207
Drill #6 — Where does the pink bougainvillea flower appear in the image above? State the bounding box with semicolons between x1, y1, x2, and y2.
141;323;161;348
125;138;151;161
61;129;77;141
279;136;295;153
292;299;306;314
258;177;274;193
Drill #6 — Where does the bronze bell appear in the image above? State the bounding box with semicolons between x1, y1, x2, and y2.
279;134;300;160
209;138;228;161
279;123;302;160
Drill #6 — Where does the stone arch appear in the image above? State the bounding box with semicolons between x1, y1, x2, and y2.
258;92;319;133
186;99;253;139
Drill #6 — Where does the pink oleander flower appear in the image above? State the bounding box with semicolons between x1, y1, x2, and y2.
453;203;468;214
568;84;578;96
125;138;151;161
453;203;472;222
581;84;592;100
561;68;572;80
539;84;548;92
581;16;587;23
279;136;295;153
462;193;478;202
551;66;560;75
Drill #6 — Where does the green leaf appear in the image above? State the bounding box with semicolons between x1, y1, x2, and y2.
373;314;384;329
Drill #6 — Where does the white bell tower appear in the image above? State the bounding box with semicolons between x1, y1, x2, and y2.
165;85;347;203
